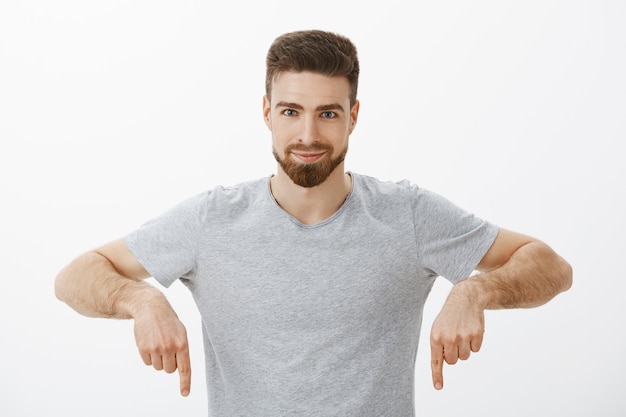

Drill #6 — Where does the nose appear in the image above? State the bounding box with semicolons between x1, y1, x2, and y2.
298;114;319;144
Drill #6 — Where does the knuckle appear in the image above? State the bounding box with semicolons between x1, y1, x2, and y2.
137;345;150;355
159;338;185;354
174;338;189;351
161;344;175;355
431;328;445;340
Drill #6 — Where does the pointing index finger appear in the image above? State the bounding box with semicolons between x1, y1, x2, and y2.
431;341;444;390
177;351;191;397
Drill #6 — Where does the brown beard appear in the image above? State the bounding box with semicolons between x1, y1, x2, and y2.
273;142;347;188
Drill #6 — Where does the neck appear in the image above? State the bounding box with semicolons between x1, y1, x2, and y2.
270;164;352;225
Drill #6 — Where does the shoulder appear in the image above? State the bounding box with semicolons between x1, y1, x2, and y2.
351;172;415;195
350;172;466;216
348;173;420;220
158;177;269;223
185;177;268;209
351;172;431;206
207;177;269;203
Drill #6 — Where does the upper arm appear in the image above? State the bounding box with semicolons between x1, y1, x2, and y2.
476;228;536;272
94;238;151;281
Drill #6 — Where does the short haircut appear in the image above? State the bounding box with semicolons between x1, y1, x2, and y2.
265;30;360;107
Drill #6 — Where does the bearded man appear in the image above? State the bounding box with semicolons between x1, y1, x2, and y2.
55;30;572;417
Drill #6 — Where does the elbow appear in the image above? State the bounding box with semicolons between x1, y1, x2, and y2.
55;254;86;305
538;242;573;302
539;241;573;296
54;266;71;304
559;257;573;293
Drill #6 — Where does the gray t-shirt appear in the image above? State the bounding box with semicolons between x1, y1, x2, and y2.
126;172;498;417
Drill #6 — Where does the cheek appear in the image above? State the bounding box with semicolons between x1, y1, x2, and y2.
328;124;351;143
270;119;295;141
270;127;290;151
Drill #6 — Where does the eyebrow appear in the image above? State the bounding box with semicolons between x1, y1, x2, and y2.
274;101;345;113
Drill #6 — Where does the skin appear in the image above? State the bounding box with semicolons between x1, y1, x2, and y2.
263;71;359;224
430;231;572;389
55;70;572;398
55;244;191;396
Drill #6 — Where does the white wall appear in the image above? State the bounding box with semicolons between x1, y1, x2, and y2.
1;1;624;415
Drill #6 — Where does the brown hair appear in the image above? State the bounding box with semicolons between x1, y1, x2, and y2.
265;30;360;107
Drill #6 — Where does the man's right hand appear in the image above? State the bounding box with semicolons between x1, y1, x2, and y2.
55;238;192;397
133;305;192;397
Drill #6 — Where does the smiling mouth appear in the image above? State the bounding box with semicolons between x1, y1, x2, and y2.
291;151;326;163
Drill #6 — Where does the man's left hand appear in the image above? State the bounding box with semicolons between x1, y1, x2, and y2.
430;280;485;390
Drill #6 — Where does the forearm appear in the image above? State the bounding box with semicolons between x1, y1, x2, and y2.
453;241;572;310
55;251;167;319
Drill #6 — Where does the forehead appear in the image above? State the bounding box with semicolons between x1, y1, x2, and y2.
271;71;351;105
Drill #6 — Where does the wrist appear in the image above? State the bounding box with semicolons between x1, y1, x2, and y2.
450;276;489;311
112;280;168;319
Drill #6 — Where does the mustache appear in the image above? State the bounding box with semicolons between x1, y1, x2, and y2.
285;142;333;153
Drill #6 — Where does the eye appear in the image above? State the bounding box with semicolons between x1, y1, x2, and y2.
321;111;336;119
282;109;297;116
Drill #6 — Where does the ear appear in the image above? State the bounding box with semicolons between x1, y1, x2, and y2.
348;100;360;134
263;95;272;130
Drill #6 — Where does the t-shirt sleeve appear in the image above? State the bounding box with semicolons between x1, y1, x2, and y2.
410;185;499;284
125;192;208;288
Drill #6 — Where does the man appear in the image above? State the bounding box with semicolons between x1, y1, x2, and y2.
55;30;572;416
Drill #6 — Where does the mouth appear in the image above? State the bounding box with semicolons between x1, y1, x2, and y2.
291;151;327;163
